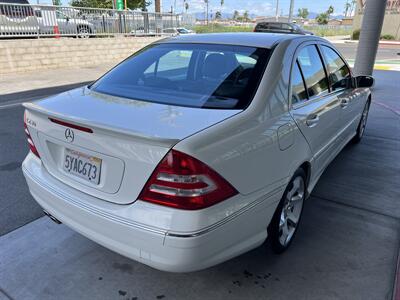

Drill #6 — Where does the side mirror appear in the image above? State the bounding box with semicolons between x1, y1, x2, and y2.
355;75;374;88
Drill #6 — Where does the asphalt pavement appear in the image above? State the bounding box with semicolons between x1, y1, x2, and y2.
0;83;90;236
334;43;400;61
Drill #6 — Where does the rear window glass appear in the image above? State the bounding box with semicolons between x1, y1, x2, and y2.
91;43;270;109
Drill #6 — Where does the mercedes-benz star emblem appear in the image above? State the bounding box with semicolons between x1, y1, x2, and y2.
65;128;74;143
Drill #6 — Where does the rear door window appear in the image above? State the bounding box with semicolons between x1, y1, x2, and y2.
297;45;329;98
320;45;351;90
268;23;282;30
281;23;293;32
291;61;308;105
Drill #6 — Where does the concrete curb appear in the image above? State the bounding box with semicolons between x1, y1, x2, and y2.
344;40;400;45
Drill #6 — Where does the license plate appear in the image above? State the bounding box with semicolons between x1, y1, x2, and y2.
63;148;102;185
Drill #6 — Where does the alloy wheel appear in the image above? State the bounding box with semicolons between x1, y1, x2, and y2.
358;103;369;139
278;176;305;246
78;27;90;38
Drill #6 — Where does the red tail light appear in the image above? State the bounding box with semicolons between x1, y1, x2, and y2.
139;150;238;210
24;112;40;158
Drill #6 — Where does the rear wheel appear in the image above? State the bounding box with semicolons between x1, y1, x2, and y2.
77;26;91;38
352;100;370;144
268;169;306;253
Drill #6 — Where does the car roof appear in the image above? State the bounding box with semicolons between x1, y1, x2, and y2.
257;21;291;25
158;32;310;49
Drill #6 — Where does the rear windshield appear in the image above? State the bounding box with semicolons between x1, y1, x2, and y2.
91;43;270;109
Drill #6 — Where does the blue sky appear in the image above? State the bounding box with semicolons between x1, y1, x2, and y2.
31;0;352;16
162;0;351;16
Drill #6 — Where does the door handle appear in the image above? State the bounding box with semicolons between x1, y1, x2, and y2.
306;115;319;127
341;98;349;108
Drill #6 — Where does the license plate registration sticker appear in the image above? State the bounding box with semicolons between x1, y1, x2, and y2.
63;148;102;185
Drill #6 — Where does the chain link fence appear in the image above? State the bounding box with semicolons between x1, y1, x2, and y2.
0;2;189;38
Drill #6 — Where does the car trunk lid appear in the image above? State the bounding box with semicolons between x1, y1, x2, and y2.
23;87;240;204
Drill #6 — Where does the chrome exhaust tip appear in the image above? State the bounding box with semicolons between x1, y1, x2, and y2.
43;210;62;224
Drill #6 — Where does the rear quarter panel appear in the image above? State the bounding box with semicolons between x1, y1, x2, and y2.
174;38;313;204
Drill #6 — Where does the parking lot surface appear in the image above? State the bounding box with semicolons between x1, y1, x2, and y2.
0;70;399;299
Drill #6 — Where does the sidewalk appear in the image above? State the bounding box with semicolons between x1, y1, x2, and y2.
346;58;400;71
0;63;114;96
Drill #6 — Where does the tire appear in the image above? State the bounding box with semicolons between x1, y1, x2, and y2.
267;168;306;254
77;26;91;38
352;100;370;144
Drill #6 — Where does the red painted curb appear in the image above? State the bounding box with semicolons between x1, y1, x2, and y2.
379;41;400;46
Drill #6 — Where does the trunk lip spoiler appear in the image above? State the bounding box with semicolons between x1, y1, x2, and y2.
23;102;180;147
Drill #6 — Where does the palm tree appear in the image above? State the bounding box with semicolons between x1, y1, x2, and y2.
220;0;224;19
204;0;209;25
243;10;249;22
184;1;189;13
327;5;334;21
233;10;239;20
344;0;351;17
350;0;357;16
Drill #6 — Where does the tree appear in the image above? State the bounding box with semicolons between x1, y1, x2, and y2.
344;0;351;17
53;0;62;5
140;0;151;11
316;5;334;24
233;10;239;20
204;0;209;24
70;0;148;10
316;12;328;24
215;11;222;19
297;8;309;19
327;5;334;15
243;10;249;21
184;1;189;13
350;0;356;15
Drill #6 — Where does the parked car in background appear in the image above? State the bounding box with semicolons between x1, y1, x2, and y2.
254;22;314;35
163;27;194;35
0;0;39;36
34;8;95;38
22;33;373;272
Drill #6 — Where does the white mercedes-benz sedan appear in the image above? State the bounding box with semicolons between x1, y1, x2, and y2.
22;33;373;272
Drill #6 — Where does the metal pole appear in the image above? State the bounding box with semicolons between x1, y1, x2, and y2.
288;0;294;23
206;1;209;25
353;0;387;76
275;0;279;21
155;0;161;13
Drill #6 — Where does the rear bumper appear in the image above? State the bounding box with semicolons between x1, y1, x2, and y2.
23;153;279;272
